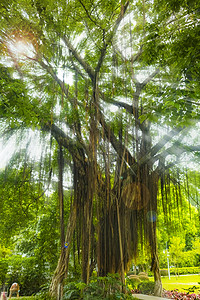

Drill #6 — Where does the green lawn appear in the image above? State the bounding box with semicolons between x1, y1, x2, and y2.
160;274;200;293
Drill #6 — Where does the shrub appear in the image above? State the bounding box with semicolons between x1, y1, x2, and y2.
63;274;133;299
160;266;200;276
137;281;155;295
129;275;139;279
160;269;168;276
127;271;136;276
6;255;48;296
35;286;55;300
138;272;148;277
63;282;81;300
138;275;149;282
0;258;8;287
127;275;141;289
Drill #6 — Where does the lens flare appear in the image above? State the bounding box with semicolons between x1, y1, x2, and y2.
5;30;38;60
10;39;35;58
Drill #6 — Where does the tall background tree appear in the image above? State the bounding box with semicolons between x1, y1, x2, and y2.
0;0;200;297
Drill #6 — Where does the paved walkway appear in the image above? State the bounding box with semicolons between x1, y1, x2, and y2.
133;294;167;300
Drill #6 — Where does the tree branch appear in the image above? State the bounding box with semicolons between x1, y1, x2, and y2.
78;0;103;30
150;127;184;158
141;68;160;88
62;35;95;82
131;46;143;63
157;142;200;161
122;126;185;177
95;1;130;75
98;108;136;166
43;122;87;161
37;56;73;104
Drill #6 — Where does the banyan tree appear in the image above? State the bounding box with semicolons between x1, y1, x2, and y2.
0;0;200;298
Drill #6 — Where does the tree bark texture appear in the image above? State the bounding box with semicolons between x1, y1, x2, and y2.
49;204;77;298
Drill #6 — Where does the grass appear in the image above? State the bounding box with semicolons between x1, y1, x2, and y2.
152;274;200;293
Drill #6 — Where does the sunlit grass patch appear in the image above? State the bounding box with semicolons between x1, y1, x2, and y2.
152;274;200;293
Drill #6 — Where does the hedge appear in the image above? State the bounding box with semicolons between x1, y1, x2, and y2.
159;266;200;276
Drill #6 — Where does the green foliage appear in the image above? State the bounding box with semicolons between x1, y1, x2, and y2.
126;271;135;276
138;275;149;282
169;236;185;267
0;245;11;285
168;266;200;275
0;165;60;294
137;281;155;295
0;64;40;128
157;175;200;270
126;275;141;289
35;286;55;300
6;255;48;296
63;274;133;300
127;273;149;290
160;269;168;276
63;282;82;300
0;163;46;245
0;258;8;286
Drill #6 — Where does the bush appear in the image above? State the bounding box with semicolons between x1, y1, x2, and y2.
137;281;155;295
160;269;168;276
35;285;55;300
63;282;81;300
0;258;8;286
128;275;140;280
160;266;200;276
138;272;148;277
127;271;136;276
63;274;133;299
138;275;149;282
126;275;141;289
6;255;48;296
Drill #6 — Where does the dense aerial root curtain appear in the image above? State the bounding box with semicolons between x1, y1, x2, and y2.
58;146;65;249
81;159;95;284
95;159;163;294
49;154;87;297
147;170;162;296
49;124;97;296
49;202;77;299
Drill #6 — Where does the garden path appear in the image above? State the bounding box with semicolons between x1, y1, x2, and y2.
133;294;168;300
